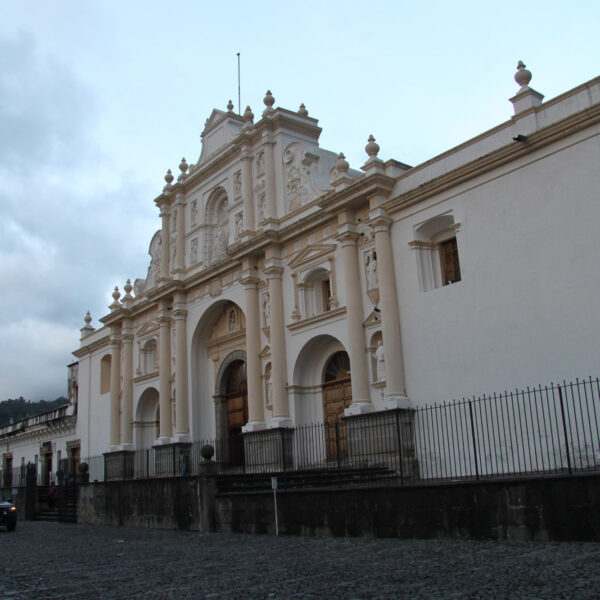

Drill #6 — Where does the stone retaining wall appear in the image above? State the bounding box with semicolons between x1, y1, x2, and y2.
77;473;600;541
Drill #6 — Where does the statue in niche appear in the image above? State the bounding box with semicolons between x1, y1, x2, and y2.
228;309;237;330
190;238;198;263
375;340;385;382
366;249;378;290
256;151;265;175
262;292;270;327
191;200;198;225
233;171;242;197
214;226;227;260
258;193;266;223
235;212;243;240
170;238;177;271
266;376;272;410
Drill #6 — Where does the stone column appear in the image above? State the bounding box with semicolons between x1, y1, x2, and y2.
159;205;171;281
242;269;265;431
120;319;134;448
370;205;409;408
241;146;255;232
173;291;190;441
174;193;185;274
337;228;371;413
157;301;173;442
264;138;277;219
265;250;290;426
109;325;122;448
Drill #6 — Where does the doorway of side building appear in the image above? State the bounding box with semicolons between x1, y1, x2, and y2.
225;360;248;467
322;351;352;460
40;442;53;486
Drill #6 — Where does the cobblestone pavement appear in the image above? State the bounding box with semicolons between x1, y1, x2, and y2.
1;522;599;599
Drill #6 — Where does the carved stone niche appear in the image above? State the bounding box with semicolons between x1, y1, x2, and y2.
283;142;320;213
364;246;379;307
288;244;338;321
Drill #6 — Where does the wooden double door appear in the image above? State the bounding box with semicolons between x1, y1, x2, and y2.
322;351;352;459
225;360;248;466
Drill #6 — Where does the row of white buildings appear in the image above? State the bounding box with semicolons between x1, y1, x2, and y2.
2;61;600;483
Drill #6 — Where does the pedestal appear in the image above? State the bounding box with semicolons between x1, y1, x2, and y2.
243;427;294;474
104;450;135;481
343;408;419;481
153;442;191;477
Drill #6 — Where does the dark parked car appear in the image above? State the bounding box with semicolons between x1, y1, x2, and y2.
0;495;17;531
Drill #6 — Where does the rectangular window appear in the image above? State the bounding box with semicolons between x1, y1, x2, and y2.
440;237;461;285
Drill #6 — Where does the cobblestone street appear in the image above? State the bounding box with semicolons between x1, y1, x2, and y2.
1;522;599;599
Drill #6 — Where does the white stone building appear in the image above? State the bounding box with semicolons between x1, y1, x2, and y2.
3;62;600;479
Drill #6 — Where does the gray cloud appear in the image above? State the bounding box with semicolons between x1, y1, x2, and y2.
0;32;157;400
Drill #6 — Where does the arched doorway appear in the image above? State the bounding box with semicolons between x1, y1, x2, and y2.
135;387;160;449
224;360;248;466
322;351;352;459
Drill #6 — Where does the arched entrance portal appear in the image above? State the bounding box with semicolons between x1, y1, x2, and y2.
224;360;248;466
322;351;352;459
135;387;160;449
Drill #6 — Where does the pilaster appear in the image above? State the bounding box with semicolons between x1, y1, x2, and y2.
241;145;255;236
120;319;134;449
263;135;277;219
172;291;190;442
336;223;371;413
157;300;173;443
242;260;265;432
369;202;409;407
264;248;291;426
109;324;122;448
174;193;186;277
158;205;171;283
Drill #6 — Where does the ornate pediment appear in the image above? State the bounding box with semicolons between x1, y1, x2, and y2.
363;310;382;329
199;109;244;164
202;109;228;135
288;244;337;270
135;321;159;338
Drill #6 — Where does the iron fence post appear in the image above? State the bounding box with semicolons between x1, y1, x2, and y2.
468;400;480;480
395;410;405;483
335;422;341;470
558;386;573;475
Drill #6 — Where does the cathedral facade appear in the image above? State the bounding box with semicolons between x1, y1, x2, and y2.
3;62;600;479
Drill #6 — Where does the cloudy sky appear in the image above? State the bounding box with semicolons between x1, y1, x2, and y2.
1;1;598;401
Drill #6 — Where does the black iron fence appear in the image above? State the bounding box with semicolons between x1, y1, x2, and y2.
76;377;600;484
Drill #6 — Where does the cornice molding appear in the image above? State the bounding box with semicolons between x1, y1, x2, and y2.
383;102;600;215
287;306;347;332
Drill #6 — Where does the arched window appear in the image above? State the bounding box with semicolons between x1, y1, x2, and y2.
100;355;111;395
303;268;332;317
142;339;157;375
411;213;461;291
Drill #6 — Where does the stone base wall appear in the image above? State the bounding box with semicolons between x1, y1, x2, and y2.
78;475;216;531
76;473;600;541
216;474;600;541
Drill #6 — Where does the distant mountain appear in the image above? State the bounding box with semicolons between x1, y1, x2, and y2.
0;397;68;428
